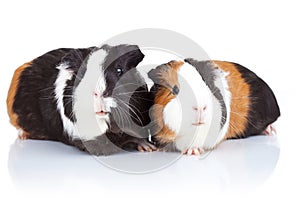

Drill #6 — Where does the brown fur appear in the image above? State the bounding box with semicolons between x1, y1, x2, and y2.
168;60;184;70
151;61;184;144
6;62;32;139
153;61;183;92
152;87;177;143
213;61;250;139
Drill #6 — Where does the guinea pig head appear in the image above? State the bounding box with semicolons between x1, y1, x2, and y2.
148;60;184;106
93;45;144;120
93;44;149;134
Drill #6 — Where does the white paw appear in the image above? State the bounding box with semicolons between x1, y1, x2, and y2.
182;147;204;156
263;124;277;136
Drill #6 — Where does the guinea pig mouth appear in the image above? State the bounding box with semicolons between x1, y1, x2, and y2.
96;111;109;116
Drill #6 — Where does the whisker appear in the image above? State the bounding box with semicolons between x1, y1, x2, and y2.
39;96;55;100
115;106;134;128
230;110;259;130
115;94;152;102
115;90;149;95
228;122;241;134
115;100;144;126
116;98;144;118
113;82;144;90
116;100;144;125
113;108;125;129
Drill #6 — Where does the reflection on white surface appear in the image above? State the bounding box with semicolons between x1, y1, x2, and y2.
8;135;279;191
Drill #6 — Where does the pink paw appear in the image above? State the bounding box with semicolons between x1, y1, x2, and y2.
137;142;157;152
263;124;277;136
182;147;204;156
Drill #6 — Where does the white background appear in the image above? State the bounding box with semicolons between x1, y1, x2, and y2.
0;0;299;199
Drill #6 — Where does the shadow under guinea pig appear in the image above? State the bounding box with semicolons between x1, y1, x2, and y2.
8;135;279;190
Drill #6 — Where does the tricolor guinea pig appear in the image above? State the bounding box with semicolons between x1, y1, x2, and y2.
7;44;155;155
148;59;280;155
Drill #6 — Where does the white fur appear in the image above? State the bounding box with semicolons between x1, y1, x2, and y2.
162;61;232;151
213;68;231;145
93;79;117;114
203;95;223;149
163;62;215;151
73;49;116;140
201;68;231;148
17;129;24;138
54;63;76;136
163;98;182;134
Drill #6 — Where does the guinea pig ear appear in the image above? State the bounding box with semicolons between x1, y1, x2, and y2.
167;60;184;70
148;68;160;83
126;46;145;67
100;44;111;51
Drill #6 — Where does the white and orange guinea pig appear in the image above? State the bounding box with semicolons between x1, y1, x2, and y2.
7;44;156;155
148;59;280;155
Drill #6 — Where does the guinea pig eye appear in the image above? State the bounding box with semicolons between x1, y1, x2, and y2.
116;67;123;76
172;85;180;95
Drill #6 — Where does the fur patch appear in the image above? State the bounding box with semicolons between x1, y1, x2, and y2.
213;61;250;139
54;63;76;136
73;49;110;140
6;62;32;138
9;48;94;142
149;61;184;144
229;62;280;137
163;97;182;134
184;58;228;128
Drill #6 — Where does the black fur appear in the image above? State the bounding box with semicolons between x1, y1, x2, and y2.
13;48;94;144
102;44;145;97
231;62;280;138
11;45;153;155
100;44;152;138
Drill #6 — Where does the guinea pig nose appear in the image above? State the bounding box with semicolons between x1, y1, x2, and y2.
172;85;179;95
102;90;109;98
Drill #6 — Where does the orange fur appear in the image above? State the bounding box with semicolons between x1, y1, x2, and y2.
167;60;184;70
151;61;184;144
213;61;250;139
7;62;32;139
154;125;177;144
152;87;177;143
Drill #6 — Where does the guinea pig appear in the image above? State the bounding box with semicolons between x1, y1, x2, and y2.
148;59;280;155
148;60;229;155
7;44;155;155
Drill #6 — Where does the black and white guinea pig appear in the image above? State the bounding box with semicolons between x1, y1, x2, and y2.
148;59;280;155
7;44;155;155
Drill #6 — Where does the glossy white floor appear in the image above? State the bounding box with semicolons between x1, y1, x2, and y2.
8;135;279;190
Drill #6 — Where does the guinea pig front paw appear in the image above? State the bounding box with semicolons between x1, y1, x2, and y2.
182;147;204;156
120;137;157;152
263;124;277;136
136;139;157;152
